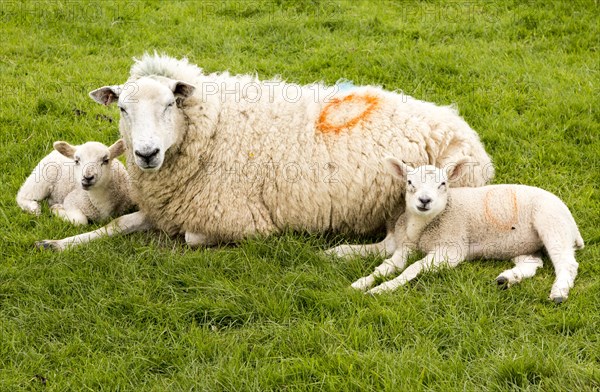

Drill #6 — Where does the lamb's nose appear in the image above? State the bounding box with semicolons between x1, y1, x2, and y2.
83;175;95;182
419;196;432;205
135;148;160;162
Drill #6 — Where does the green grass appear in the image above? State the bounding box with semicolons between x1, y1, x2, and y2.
1;0;599;390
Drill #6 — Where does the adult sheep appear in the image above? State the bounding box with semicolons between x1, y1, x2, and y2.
37;53;494;250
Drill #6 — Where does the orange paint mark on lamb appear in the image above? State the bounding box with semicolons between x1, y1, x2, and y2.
317;93;381;134
484;188;519;231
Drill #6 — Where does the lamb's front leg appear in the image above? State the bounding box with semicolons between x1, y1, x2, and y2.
51;204;89;225
368;249;465;294
326;232;396;258
36;211;151;251
351;246;410;291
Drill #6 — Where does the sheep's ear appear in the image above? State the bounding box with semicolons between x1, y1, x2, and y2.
89;86;121;106
171;81;195;99
53;141;76;159
446;158;471;182
384;156;413;179
108;139;126;159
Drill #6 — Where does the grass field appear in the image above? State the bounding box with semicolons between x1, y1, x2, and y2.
1;0;599;390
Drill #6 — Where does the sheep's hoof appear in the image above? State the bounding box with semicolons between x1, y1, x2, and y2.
495;276;509;289
551;296;566;304
323;248;341;257
35;241;56;251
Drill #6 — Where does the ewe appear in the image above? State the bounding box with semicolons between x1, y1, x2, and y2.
333;158;584;303
17;140;133;225
36;53;494;250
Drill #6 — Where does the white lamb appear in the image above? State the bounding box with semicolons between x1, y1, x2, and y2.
36;53;494;250
17;140;133;225
340;158;584;303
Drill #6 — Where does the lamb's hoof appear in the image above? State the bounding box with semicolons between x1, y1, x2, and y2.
324;245;354;258
350;277;372;291
496;276;509;289
367;286;387;295
551;296;567;304
35;241;56;251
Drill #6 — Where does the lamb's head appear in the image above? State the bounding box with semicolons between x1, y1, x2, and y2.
54;140;125;191
89;76;195;171
384;157;469;219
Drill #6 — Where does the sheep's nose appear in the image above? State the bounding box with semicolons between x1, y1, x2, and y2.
418;196;432;205
83;175;95;182
135;148;160;163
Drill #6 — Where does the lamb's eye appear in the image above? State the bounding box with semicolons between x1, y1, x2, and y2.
407;180;412;186
102;158;109;165
119;106;127;114
74;159;80;165
439;182;446;188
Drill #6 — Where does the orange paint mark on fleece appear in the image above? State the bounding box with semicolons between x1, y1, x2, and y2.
317;93;381;134
484;188;519;231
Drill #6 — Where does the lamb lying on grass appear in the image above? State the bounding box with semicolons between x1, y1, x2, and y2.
16;140;133;225
334;158;584;303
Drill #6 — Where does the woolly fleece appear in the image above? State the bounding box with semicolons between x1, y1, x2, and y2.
121;54;494;242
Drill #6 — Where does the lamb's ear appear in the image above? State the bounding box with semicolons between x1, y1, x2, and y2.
384;156;413;179
53;141;77;159
446;158;471;183
89;86;121;106
171;81;195;99
108;139;126;159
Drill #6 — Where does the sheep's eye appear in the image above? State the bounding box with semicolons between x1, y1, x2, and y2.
119;106;127;114
164;102;175;113
102;158;109;165
74;158;80;165
407;180;412;186
439;182;446;189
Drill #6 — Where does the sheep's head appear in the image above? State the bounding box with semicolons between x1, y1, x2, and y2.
384;157;469;219
54;140;125;191
89;76;195;172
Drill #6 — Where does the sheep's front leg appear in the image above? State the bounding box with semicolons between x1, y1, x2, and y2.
368;250;465;294
326;232;396;258
51;204;89;226
35;211;151;251
351;246;410;291
184;232;217;248
496;253;543;288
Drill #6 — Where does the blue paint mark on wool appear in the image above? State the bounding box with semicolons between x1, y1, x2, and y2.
335;79;355;92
